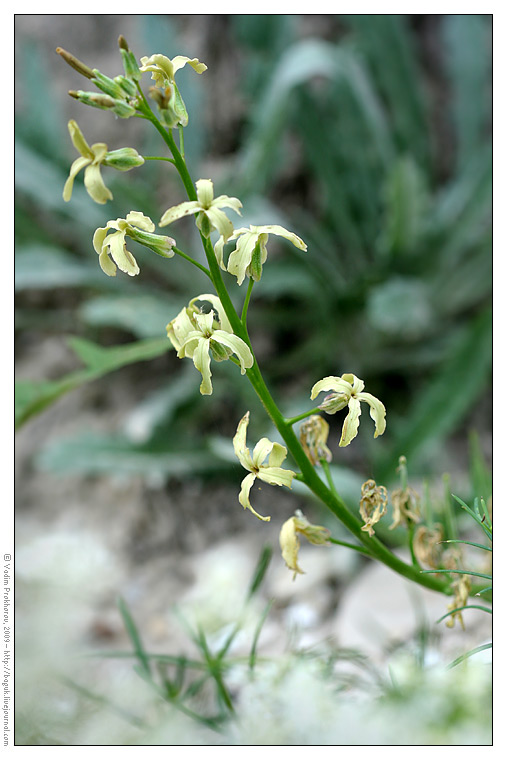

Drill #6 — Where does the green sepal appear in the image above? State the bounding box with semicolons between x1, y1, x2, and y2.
92;70;125;99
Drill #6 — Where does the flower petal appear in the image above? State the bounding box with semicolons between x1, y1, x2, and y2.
205;206;234;241
67;120;93;159
251;437;275;469
190;294;233;333
268;441;289;468
195;178;214;208
356;392;386;438
166;307;195;352
93;225;111;254
83;163;113;204
106;230;140;276
213;236;227;271
98;249;117;277
233;412;254;471
257;466;295;489
253;224;307;251
227;231;257;285
341;373;365;394
213;195;243;215
238;472;270;521
192;337;213;395
211;331;253;374
171;56;208;75
310;375;354;400
63;156;91;201
125;211;155;232
279;517;303;577
339;397;362;447
159;201;201;227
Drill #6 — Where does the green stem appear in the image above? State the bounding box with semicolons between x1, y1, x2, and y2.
407;520;419;568
178;124;185;159
321;459;339;500
329;537;372;557
285;407;323;426
143;156;176;165
173;246;211;278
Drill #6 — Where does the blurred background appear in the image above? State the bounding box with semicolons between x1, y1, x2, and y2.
14;14;492;743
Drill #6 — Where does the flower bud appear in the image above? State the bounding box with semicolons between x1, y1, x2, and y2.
111;100;137;118
103;148;145;171
114;74;138;98
210;341;233;362
91;70;125;99
119;39;142;82
196;211;212;238
70;90;117;109
249;240;264;282
126;228;175;258
56;47;94;79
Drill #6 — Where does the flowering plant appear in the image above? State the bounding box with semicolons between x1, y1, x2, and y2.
54;36;491;611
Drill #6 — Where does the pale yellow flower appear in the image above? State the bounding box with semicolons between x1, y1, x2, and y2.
279;510;330;579
310;373;386;447
139;54;207;127
233;412;296;522
160;179;242;241
93;211;174;277
166;294;253;395
63;120;108;204
63;120;144;205
214;224;307;285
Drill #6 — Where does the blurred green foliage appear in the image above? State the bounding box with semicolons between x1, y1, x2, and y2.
15;15;491;498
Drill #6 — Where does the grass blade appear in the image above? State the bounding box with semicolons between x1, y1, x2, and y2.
117;596;151;678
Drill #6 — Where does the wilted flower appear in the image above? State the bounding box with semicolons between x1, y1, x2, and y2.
160;179;242;241
310;374;386;447
446;574;471;630
389;487;421;530
233;411;296;521
63;120;144;205
93;211;175;277
279;510;330;579
139;53;207;127
166;294;253;395
214;224;307;285
299;415;332;466
359;479;388;537
413;524;444;569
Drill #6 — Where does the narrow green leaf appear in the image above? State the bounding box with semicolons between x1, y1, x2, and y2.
247;545;273;598
420;569;492;580
15;337;169;429
452;494;492;541
440;539;491;552
249;600;273;671
436;605;492;625
447;642;492;669
117;596;151;678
